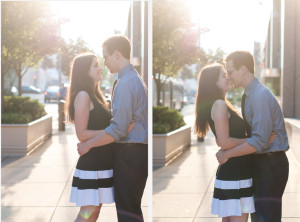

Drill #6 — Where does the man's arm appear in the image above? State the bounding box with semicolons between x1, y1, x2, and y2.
77;81;134;156
216;140;256;164
105;80;134;140
246;92;274;152
77;130;115;156
216;91;274;164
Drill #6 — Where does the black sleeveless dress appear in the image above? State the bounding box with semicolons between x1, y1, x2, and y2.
208;104;255;217
70;95;114;206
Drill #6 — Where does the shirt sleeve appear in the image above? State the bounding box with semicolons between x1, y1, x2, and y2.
105;81;133;142
247;91;274;152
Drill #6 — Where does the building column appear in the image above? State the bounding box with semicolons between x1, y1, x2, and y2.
281;0;297;117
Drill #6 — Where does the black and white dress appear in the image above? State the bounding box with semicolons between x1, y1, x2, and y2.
70;96;114;206
208;105;255;217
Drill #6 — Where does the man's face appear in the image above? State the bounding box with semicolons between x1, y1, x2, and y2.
226;60;243;88
103;47;117;74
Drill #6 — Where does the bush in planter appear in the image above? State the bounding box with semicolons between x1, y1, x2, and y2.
2;96;47;124
153;106;186;134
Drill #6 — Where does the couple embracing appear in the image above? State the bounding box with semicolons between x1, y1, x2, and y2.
195;51;289;222
65;35;148;222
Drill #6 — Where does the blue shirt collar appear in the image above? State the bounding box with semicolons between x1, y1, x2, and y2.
244;77;259;96
118;64;134;80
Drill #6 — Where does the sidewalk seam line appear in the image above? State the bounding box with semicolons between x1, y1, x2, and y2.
49;158;77;221
192;170;215;222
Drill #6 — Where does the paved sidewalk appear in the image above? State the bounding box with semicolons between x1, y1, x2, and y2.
153;130;300;222
1;119;148;222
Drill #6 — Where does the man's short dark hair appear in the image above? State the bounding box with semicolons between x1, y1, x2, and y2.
102;35;131;60
225;51;255;74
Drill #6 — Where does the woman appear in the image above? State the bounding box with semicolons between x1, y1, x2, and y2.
65;53;126;222
195;64;256;222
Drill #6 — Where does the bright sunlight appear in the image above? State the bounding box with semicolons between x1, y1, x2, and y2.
50;1;131;55
186;0;273;54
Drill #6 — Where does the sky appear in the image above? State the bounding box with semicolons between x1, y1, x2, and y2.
49;0;273;57
50;1;131;56
186;0;273;55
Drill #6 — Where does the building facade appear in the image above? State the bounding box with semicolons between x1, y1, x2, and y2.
263;0;300;118
125;1;148;86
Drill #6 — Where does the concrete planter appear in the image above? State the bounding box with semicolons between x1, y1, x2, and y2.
153;124;191;167
1;115;52;155
285;118;300;163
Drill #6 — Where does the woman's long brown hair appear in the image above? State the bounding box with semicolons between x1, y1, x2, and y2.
194;63;236;137
65;53;108;123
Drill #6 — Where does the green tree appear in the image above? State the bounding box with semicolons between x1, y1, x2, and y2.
41;55;55;70
205;47;226;64
1;1;62;99
59;37;93;77
153;0;206;105
5;69;17;90
181;65;194;79
205;48;242;107
57;38;110;82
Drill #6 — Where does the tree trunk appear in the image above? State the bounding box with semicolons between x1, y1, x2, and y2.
1;70;5;113
15;63;23;96
155;77;162;106
1;64;9;113
18;74;22;96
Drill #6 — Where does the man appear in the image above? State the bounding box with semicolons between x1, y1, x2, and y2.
216;51;289;222
77;35;148;222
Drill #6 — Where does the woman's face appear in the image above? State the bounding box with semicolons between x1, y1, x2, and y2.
216;68;231;94
88;57;103;84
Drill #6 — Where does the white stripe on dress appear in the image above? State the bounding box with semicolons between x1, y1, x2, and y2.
70;187;114;206
211;196;255;217
214;178;252;190
73;169;113;179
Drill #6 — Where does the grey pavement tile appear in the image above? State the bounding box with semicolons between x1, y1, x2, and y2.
288;161;300;174
2;165;74;183
194;218;223;222
142;207;148;222
195;192;217;218
51;206;148;222
285;177;300;193
153;177;212;194
167;157;219;169
29;142;78;157
1;182;66;206
156;147;219;170
153;166;217;178
281;219;300;221
27;136;78;158
153;194;204;218
1;206;55;222
1;156;23;167
142;182;149;206
153;218;193;222
51;206;117;222
207;178;215;192
1;134;78;167
2;152;78;168
283;193;300;217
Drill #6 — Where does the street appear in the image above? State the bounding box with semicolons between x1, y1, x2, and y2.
181;103;196;126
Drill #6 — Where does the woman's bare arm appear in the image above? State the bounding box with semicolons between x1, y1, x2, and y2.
74;91;135;143
211;100;246;150
74;91;102;142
